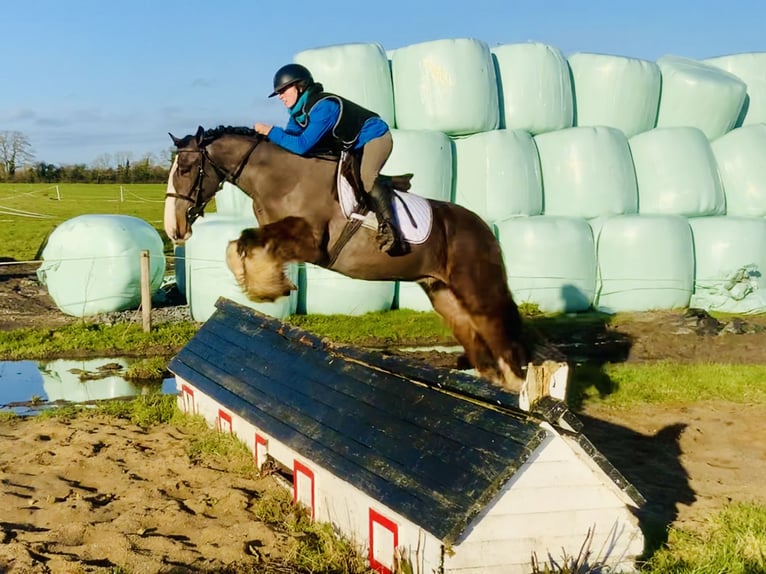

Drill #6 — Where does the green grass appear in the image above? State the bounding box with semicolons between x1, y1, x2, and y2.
36;392;180;427
286;309;455;346
0;321;199;360
640;502;766;573
0;182;175;262
570;361;766;409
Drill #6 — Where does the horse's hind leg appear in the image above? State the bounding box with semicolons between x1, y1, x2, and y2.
440;229;529;391
419;279;504;385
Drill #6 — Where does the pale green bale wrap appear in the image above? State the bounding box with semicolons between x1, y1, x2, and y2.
37;214;166;317
629;127;725;216
656;55;747;140
689;216;766;313
386;129;452;201
534;126;638;218
452;129;542;223
704;52;766;125
214;181;256;220
301;264;395;316
593;214;693;313
496;216;596;313
491;42;573;135
711;124;766;216
392;38;499;135
568;52;660;138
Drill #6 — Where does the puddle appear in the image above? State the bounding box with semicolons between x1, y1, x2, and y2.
0;358;177;415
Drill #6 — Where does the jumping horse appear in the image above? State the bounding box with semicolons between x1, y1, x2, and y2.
164;125;529;391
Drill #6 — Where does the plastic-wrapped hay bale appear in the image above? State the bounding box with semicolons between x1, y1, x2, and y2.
386;129;452;201
173;244;186;303
689;216;766;313
392;38;498;135
656;55;747;140
214;182;256;220
629;127;725;216
452;129;543;223
704;52;766;125
294;42;395;125
534;126;638;218
301;264;394;315
568;52;660;138
711;124;766;216
495;216;596;313
37;214;166;317
184;214;298;322
594;215;694;313
491;42;573;134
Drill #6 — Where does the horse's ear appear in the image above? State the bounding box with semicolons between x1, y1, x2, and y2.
195;125;205;144
169;132;181;146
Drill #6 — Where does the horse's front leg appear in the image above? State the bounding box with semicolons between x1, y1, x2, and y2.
226;216;320;302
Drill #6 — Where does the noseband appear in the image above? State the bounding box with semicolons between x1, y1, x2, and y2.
165;139;260;228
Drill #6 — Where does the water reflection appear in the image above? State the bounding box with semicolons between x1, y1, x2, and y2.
0;358;176;415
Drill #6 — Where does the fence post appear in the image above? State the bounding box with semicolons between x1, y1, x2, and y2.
140;250;152;333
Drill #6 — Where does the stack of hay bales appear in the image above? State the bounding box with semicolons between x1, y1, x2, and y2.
52;41;765;319
284;39;766;315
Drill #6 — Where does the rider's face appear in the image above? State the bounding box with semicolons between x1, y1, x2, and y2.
278;85;299;108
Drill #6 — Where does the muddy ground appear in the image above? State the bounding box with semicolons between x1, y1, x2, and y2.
1;262;766;572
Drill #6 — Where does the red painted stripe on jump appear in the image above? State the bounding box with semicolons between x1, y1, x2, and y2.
217;409;233;433
369;508;398;574
254;433;268;468
293;460;315;520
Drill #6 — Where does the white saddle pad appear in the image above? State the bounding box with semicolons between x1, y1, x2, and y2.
338;173;433;245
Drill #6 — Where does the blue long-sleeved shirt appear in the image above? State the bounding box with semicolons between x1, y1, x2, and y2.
268;97;389;155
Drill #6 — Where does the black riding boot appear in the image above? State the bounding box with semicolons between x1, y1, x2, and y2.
367;181;408;255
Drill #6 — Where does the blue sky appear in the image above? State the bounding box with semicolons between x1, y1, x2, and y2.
2;0;765;166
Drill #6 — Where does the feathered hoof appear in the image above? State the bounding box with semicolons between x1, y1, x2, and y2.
225;237;295;302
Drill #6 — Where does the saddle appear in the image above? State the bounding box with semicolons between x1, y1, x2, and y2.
339;151;413;210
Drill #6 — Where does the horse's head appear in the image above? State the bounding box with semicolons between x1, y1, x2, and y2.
163;125;224;244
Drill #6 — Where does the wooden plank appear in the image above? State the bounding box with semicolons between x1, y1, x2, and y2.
205;309;537;442
202;318;536;448
215;297;524;408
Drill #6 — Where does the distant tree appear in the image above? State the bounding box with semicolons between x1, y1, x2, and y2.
35;162;61;183
91;153;114;183
0;131;35;180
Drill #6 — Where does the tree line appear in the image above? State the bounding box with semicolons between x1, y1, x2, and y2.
0;130;171;184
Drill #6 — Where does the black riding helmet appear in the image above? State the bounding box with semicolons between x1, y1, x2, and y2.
269;63;313;97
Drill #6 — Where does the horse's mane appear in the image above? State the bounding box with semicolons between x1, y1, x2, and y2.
176;125;264;147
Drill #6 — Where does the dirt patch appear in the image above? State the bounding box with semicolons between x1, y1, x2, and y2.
2;263;766;571
0;416;295;574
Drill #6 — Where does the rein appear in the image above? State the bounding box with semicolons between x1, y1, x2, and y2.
165;138;261;225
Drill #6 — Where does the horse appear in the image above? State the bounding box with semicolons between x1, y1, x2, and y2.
164;125;529;391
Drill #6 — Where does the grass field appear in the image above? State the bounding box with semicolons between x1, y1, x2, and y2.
0;182;174;263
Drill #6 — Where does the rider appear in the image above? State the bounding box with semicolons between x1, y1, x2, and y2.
253;63;406;255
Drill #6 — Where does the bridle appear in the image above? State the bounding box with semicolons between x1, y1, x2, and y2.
165;138;260;227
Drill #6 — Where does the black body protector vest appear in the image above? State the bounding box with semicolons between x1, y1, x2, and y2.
294;89;379;157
